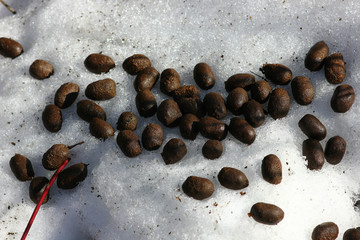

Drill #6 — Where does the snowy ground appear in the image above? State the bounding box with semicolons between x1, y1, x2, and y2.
0;0;359;239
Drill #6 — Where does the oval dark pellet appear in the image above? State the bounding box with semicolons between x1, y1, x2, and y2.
325;136;346;165
202;140;223;160
199;116;228;140
260;64;292;85
343;228;360;240
305;41;329;71
0;37;23;58
160;68;181;95
242;99;265;128
331;84;355;113
193;62;215;90
77;100;106;122
89;118;114;140
116;130;142;157
311;222;339;240
161;138;187;164
229;117;256;145
177;97;205;118
54;82;79;109
85;78;116;100
217;167;249;190
84;53;115;74
42;144;69;170
9;154;34;181
134;67;159;92
29;177;49;204
298;114;327;140
203;92;227;120
172;85;200;101
182;176;214;200
261;154;282;185
29;59;54;80
225;73;255;92
57;163;88;189
302;139;325;170
226;87;248;115
179;113;199;140
268;88;290;120
117;112;138;131
251;80;271;103
142;123;163;151
42;104;62;132
325;53;346;84
291;76;314;105
123;54;151;75
157;99;182;127
135;89;157;117
250;202;284;225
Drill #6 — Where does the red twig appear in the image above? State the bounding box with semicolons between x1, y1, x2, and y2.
21;159;69;240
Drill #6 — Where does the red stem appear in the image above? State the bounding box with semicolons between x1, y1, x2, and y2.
21;159;69;240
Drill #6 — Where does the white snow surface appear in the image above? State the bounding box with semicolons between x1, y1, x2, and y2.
0;0;360;239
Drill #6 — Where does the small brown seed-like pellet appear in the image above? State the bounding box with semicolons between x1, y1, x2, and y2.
193;62;215;90
172;85;200;101
242;99;265;128
57;163;88;189
77;100;106;122
343;228;360;240
229;117;256;145
135;89;158;117
324;53;346;84
225;73;255;92
141;123;163;151
85;78;116;101
134;67;159;92
42;104;62;133
157;99;182;127
268;88;290;120
84;53;115;74
302;138;325;170
202;140;223;160
291;76;314;105
217;167;249;190
177;97;205;118
123;54;151;75
199;116;228;140
304;41;329;71
161;138;187;164
42;144;69;170
325;136;346;165
182;176;214;200
89;118;114;140
117;130;142;157
250;80;271;103
179;113;199;140
261;154;282;185
29;59;54;80
29;177;49;204
203;92;227;120
331;84;355;113
0;37;23;58
54;82;79;109
160;68;181;95
311;222;339;240
116;112;138;131
250;202;284;225
260;63;292;85
226;87;248;115
298;114;327;141
9;154;35;181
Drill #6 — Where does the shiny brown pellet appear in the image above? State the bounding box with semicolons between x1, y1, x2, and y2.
229;117;256;145
42;104;62;132
85;78;116;100
302;138;325;170
331;84;355;113
77;100;106;122
54;82;79;108
117;112;138;131
305;41;329;71
203;92;227;120
160;68;181;95
161;138;187;164
141;123;163;151
42;143;84;170
291;76;314;105
0;37;23;58
311;222;339;240
123;54;151;75
177;97;205;117
225;73;255;92
135;89;157;117
199;116;228;140
193;62;215;90
157;99;182;127
134;67;159;92
268;88;291;119
250;202;284;225
172;85;200;101
89;118;114;140
298;114;327;141
242;99;265;128
84;53;115;74
9;154;34;181
260;64;292;85
343;228;360;240
202;140;223;159
324;53;346;84
117;130;142;157
182;176;214;200
226;87;249;115
325;136;346;165
251;80;271;103
29;59;54;80
179;113;199;140
261;154;282;185
218;167;249;190
29;177;49;204
57;163;88;189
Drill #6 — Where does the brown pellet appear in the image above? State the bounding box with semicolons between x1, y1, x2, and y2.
324;53;346;84
260;64;292;85
193;62;215;90
331;84;355;113
160;68;181;95
177;97;205;117
134;67;159;92
29;59;54;80
182;176;214;200
0;37;23;58
291;76;314;105
242;99;265;128
268;88;290;119
229;117;256;145
42;144;70;170
117;112;138;131
116;130;142;157
298;114;327;141
302;138;325;170
343;228;360;240
161;138;187;164
225;73;255;92
261;154;282;185
84;53;115;74
179;113;199;140
42;104;62;132
305;41;329;71
123;54;151;75
9;154;34;181
202;140;223;160
157;99;182;127
77;100;106;122
217;167;249;190
54;82;79;109
57;163;88;189
199;116;228;140
311;222;339;240
251;80;271;103
141;123;163;151
89;118;114;140
226;87;249;115
203;92;227;120
135;89;158;117
172;85;200;101
85;78;116;100
29;177;49;204
250;202;284;225
325;136;346;165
